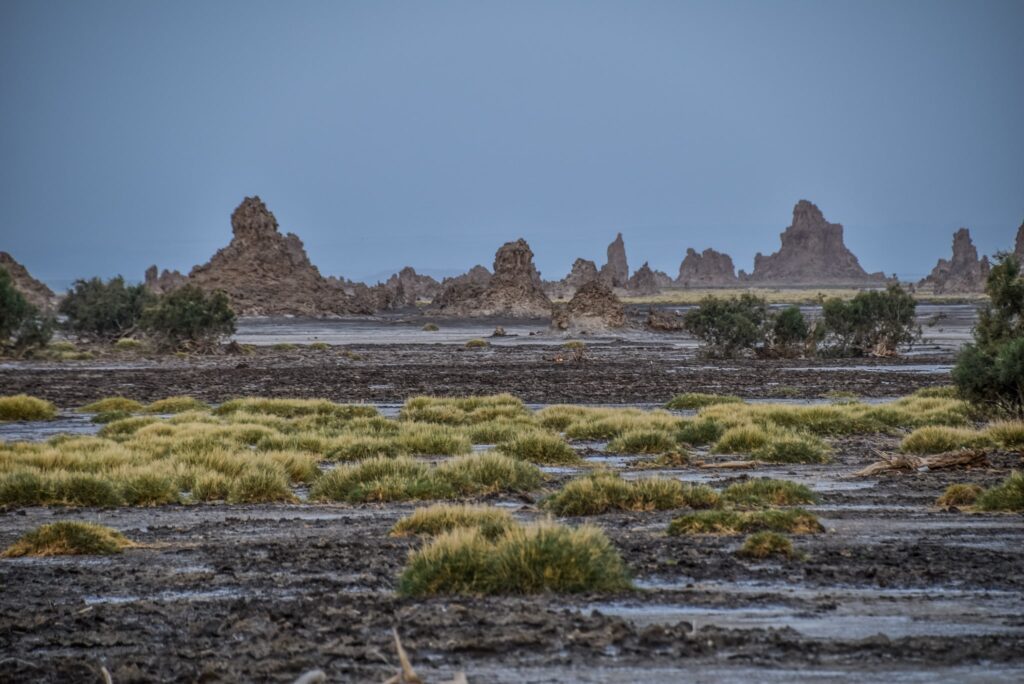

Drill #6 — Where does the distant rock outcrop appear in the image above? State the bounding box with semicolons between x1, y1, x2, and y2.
1014;221;1024;264
676;248;738;287
144;265;187;295
646;308;686;332
545;258;600;299
918;228;990;294
746;200;886;285
626;262;661;295
433;239;551;317
187;196;369;316
0;252;54;310
552;280;626;331
599;233;629;287
384;267;441;308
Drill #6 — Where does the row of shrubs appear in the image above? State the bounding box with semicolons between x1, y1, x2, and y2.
0;267;236;357
682;285;919;358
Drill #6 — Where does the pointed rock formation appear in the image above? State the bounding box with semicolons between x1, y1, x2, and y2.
626;262;661;295
144;265;187;295
0;252;54;310
599;233;629;287
918;228;990;293
552;280;626;331
384;267;441;308
187;196;368;316
1014;220;1024;264
433;239;551;317
676;248;738;287
747;200;886;285
546;258;600;299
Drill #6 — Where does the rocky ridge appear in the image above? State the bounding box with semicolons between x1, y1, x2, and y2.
676;248;738;286
0;252;55;310
432;240;551;317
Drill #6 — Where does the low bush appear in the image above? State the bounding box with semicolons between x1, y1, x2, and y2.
397;521;631;596
390;504;517;540
497;431;579;464
818;285;919;356
900;426;991;454
665;393;742;410
935;483;983;507
226;465;296;504
79;397;144;413
2;521;134;557
720;479;816;507
737;531;794;559
0;267;54;357
0;395;57;422
140;284;236;352
143;396;209;414
985;420;1024;450
59;275;154;342
465;339;489;349
676;417;726;446
975;471;1024;512
667;508;824;535
544;472;717;516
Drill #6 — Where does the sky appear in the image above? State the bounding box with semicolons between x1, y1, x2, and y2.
1;0;1022;290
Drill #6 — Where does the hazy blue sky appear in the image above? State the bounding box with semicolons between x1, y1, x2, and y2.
2;0;1022;289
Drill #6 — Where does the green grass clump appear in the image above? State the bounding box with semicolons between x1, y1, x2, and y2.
143;396;209;414
189;472;231;502
975;471;1024;512
435;452;543;495
0;395;57;422
721;479;816;507
91;410;133;424
422;323;440;332
912;385;959;399
667;508;824;535
215;397;377;420
114;337;145;350
2;522;134;557
226;465;296;504
713;424;771;453
47;340;76;353
985;421;1024;450
752;432;830;464
936;483;983;507
737;531;794;559
496;431;579;464
544;472;718;516
563;408;681;441
465;338;489;349
900;426;991;454
665;393;743;410
400;394;528;425
0;470;47;506
390;504;517;540
535;405;590;431
325;434;402;461
463;419;537;445
48;472;125;506
116;469;180;506
397;521;631;596
309;342;330;350
676;417;726;446
79;397;143;413
396;423;473;456
310;457;440;503
606;429;681;455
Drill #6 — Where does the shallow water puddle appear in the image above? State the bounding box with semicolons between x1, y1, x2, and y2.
0;413;99;442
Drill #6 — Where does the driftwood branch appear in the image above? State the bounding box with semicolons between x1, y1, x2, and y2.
381;629;467;684
852;449;988;477
697;460;766;470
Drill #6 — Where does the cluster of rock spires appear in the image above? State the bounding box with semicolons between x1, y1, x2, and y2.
677;248;737;286
917;228;990;294
432;239;552;318
0;251;55;310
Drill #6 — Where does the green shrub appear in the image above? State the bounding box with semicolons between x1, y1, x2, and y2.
0;395;57;421
819;285;919;356
2;522;134;557
0;267;54;356
390;504;517;540
769;306;810;356
667;508;824;535
0;469;47;506
497;431;579;464
397;521;631;596
465;338;489;349
936;483;983;507
986;420;1024;450
900;426;991;454
684;294;769;357
117;470;180;506
435;452;543;495
140;284;236;352
676;417;726;446
737;531;794;559
665;393;742;410
975;471;1024;512
49;472;124;506
721;479;816;507
227;465;296;503
79;397;144;413
59;275;154;342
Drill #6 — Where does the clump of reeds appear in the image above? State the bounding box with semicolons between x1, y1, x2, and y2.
2;521;135;557
0;395;57;422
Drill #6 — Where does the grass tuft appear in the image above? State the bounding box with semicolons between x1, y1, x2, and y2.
0;395;57;422
79;397;144;413
2;522;134;557
665;393;743;410
390;504;517;540
737;531;794;559
900;426;991;454
935;483;983;507
544;472;718;516
721;479;816;507
397;521;631;596
975;471;1024;512
606;429;681;455
667;508;824;535
465;338;489;349
496;431;579;464
422;323;440;332
143;396;209;414
985;421;1024;450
